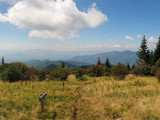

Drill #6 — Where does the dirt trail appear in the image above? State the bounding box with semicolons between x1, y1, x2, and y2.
72;82;93;120
72;86;84;120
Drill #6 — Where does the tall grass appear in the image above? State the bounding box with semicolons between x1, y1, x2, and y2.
0;75;160;120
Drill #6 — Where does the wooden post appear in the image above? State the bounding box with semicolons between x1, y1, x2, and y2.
39;93;47;112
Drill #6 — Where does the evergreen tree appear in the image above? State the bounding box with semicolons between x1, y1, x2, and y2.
136;35;150;65
131;64;135;70
127;63;130;70
1;56;4;65
97;57;101;65
153;36;160;64
105;57;111;68
150;50;154;65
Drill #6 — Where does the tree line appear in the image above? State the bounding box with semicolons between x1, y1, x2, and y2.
0;35;160;82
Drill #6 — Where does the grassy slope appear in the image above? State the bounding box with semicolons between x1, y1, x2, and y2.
0;75;160;120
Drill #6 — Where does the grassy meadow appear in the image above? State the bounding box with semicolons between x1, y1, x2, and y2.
0;75;160;120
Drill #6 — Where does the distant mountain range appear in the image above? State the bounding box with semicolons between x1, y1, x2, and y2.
25;50;137;70
25;60;90;70
70;50;137;65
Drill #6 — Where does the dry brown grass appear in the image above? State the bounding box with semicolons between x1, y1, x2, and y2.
0;75;160;120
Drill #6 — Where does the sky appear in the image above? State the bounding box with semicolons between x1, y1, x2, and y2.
0;0;160;60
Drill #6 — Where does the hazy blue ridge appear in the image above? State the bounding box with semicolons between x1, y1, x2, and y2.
69;50;137;66
25;50;137;70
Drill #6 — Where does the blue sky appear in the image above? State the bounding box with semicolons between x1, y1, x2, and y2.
0;0;160;56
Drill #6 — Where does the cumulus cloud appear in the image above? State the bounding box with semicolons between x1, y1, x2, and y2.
0;44;14;49
112;44;121;48
137;35;141;39
148;36;156;43
0;0;107;40
124;35;134;40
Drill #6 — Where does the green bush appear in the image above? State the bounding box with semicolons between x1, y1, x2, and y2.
75;67;86;78
1;64;21;82
156;58;160;68
132;65;155;76
88;65;109;77
0;62;41;82
155;68;160;82
49;66;72;81
111;63;128;80
38;70;49;81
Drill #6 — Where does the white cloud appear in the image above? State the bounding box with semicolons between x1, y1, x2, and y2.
80;44;109;48
0;44;14;49
92;2;96;7
124;36;134;40
112;44;121;48
137;35;141;39
0;0;107;40
148;36;156;43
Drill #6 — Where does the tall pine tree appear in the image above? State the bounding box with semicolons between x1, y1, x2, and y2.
153;36;160;64
1;56;4;65
105;57;111;68
97;57;101;65
127;63;130;70
136;35;150;65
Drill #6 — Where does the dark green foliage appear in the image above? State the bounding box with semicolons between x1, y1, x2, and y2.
0;62;40;82
1;64;21;82
150;50;154;65
38;70;49;81
131;64;135;70
153;36;160;64
75;67;86;79
1;56;4;65
155;68;160;82
59;67;72;81
79;65;91;69
0;63;9;73
88;65;109;77
49;66;72;81
111;63;128;80
97;57;101;65
155;58;160;68
105;57;111;68
132;65;155;76
150;65;156;76
127;63;130;71
136;35;150;65
143;66;151;76
131;66;144;76
13;62;40;81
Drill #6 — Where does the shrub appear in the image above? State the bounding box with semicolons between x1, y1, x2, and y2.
75;67;86;78
111;63;128;80
156;58;160;68
132;65;155;76
150;65;156;76
0;62;40;82
132;66;144;76
59;66;72;81
49;66;72;81
38;70;49;81
1;64;21;82
88;65;109;77
155;68;160;82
